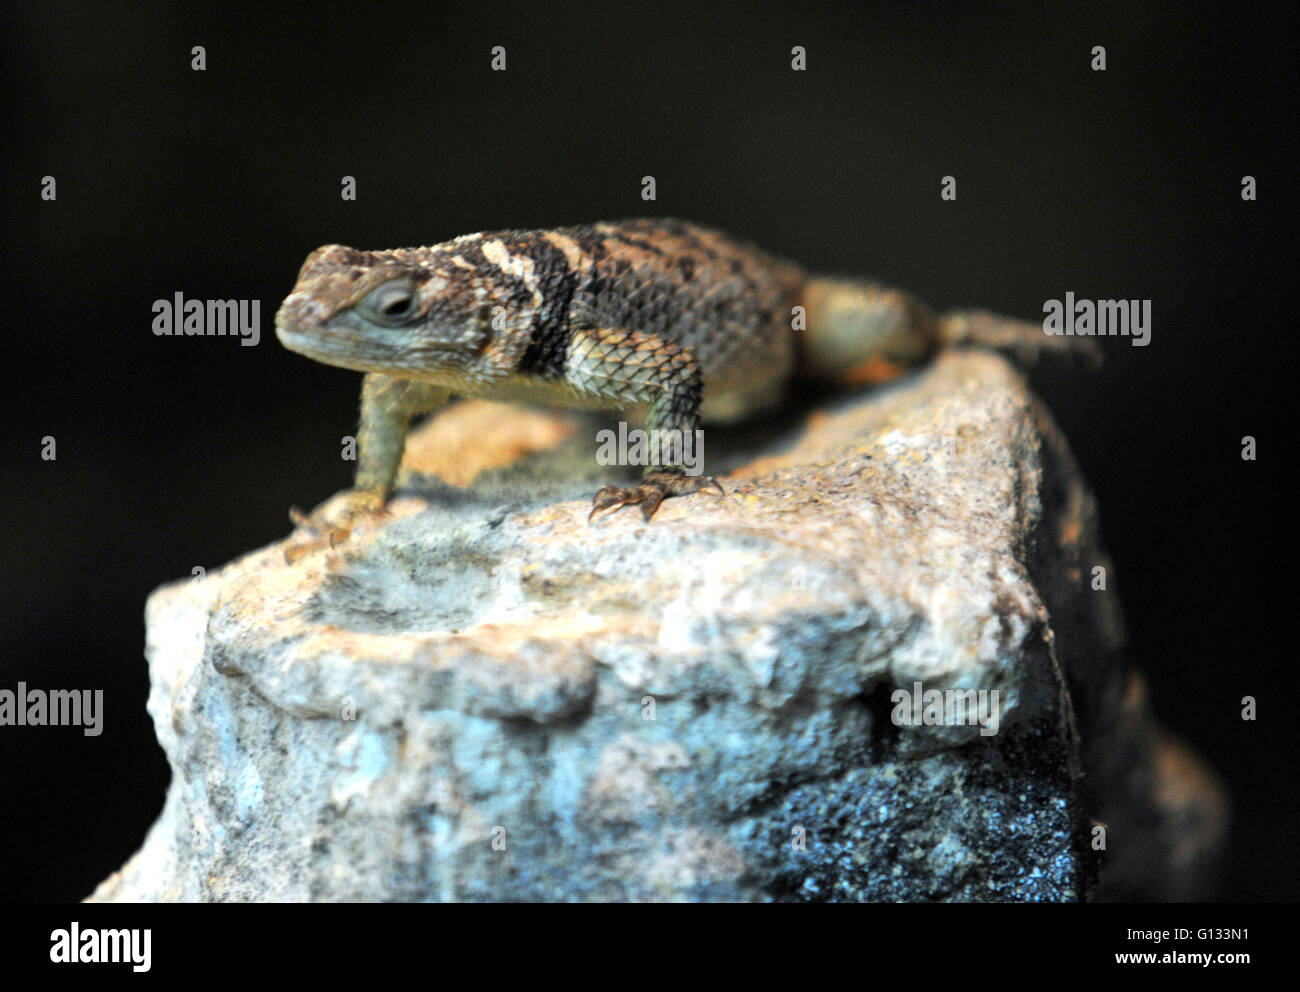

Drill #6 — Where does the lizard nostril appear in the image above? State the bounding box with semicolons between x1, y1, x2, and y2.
292;297;329;324
277;295;330;329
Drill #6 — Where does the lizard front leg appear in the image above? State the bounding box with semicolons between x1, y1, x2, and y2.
287;374;450;559
353;373;452;510
568;327;724;522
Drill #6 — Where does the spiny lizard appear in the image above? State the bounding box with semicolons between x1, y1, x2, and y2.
275;218;1094;552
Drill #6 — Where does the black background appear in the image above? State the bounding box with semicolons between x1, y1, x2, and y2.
1;2;1293;902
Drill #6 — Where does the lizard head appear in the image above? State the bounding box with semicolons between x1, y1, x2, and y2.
275;244;493;379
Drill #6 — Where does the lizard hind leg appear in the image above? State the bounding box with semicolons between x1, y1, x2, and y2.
568;326;724;522
800;276;941;385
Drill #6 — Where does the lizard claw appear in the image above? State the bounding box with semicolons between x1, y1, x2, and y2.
284;491;391;562
588;485;635;522
588;472;724;523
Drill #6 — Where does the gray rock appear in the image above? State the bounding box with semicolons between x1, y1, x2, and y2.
90;350;1226;902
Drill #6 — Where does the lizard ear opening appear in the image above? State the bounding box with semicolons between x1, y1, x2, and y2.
359;277;420;326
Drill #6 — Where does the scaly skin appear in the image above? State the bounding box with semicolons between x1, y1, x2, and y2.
274;218;1093;551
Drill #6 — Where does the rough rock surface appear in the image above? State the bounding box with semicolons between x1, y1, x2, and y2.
91;351;1226;902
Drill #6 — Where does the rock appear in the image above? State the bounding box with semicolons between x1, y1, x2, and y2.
90;350;1226;902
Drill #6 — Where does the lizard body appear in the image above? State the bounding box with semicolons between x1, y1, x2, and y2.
275;218;1092;537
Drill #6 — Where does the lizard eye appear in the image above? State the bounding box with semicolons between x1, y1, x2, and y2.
360;278;420;325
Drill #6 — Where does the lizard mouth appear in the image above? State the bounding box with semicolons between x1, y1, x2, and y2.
274;311;366;365
275;315;457;378
273;317;325;356
277;327;373;368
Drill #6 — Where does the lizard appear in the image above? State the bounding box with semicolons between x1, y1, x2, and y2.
274;218;1096;555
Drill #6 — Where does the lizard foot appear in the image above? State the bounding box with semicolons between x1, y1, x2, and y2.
284;489;390;563
588;471;725;523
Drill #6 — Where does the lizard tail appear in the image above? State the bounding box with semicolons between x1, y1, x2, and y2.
938;309;1102;369
800;276;1101;386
